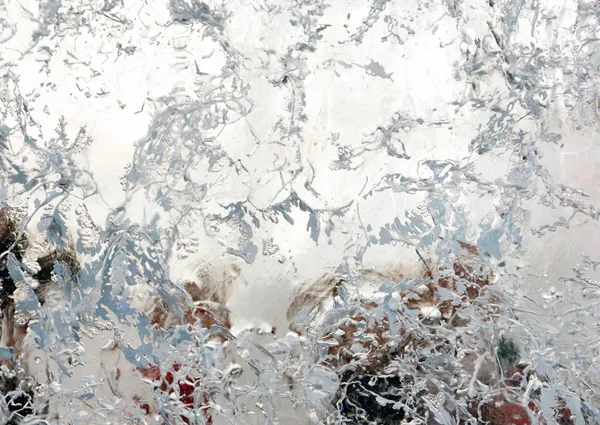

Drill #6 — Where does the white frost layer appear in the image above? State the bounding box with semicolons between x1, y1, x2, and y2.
1;0;598;421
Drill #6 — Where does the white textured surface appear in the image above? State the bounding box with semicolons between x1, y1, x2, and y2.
1;0;600;422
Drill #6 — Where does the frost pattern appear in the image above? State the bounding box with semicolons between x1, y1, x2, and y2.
0;0;599;423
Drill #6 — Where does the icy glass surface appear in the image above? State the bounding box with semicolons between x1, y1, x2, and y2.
0;0;600;423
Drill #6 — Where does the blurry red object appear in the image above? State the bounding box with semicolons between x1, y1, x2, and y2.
138;363;212;424
469;396;532;425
